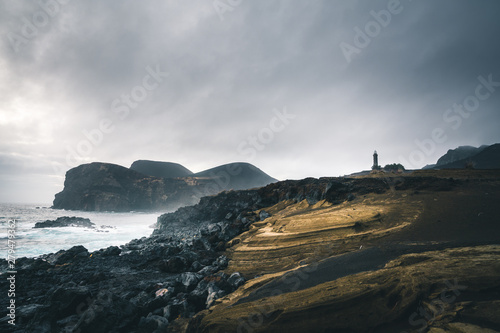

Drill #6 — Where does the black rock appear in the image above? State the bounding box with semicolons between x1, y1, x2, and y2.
48;245;89;265
159;256;188;273
99;245;121;256
34;216;94;228
259;210;271;221
197;265;218;276
227;272;245;289
138;313;169;331
180;272;202;292
213;255;229;269
190;261;204;272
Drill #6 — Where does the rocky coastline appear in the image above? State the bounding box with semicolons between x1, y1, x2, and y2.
2;171;500;332
2;176;391;332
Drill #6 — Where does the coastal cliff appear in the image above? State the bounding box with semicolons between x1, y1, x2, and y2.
52;162;198;211
52;162;277;212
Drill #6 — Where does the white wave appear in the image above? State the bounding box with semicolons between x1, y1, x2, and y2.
0;203;169;258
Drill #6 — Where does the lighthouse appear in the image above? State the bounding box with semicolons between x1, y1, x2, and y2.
372;150;380;170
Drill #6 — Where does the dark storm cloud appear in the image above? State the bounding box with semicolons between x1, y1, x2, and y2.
1;0;499;202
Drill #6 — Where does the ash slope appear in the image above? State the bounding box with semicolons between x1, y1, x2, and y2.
184;170;500;333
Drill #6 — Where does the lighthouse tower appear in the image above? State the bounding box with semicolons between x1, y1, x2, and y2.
372;150;380;170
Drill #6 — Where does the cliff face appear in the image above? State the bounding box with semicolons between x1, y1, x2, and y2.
435;145;488;166
52;161;279;212
154;176;392;231
434;143;500;169
52;162;201;211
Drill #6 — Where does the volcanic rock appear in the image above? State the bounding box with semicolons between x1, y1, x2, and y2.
34;216;94;228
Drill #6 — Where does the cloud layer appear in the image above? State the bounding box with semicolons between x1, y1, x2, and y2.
1;0;500;203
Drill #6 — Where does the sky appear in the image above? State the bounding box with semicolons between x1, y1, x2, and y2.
1;0;500;203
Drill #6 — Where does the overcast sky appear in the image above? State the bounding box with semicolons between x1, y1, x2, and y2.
1;0;500;203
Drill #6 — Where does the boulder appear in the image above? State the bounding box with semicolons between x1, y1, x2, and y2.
34;216;94;228
48;245;89;265
227;272;245;289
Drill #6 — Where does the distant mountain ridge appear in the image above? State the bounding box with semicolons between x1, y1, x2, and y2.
130;160;193;178
431;143;500;170
53;161;278;211
436;145;488;166
130;160;278;191
192;162;278;191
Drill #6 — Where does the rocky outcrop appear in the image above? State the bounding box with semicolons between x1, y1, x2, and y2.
434;143;500;169
183;171;500;333
52;162;201;211
4;176;392;332
153;175;400;237
436;145;488;166
53;161;278;212
4;171;499;332
34;216;95;228
0;201;251;332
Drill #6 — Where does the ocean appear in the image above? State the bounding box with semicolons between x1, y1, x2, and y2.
0;203;166;259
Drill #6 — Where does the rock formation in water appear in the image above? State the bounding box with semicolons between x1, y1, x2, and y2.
34;216;95;228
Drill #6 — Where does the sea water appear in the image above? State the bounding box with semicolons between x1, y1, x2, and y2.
0;203;167;259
